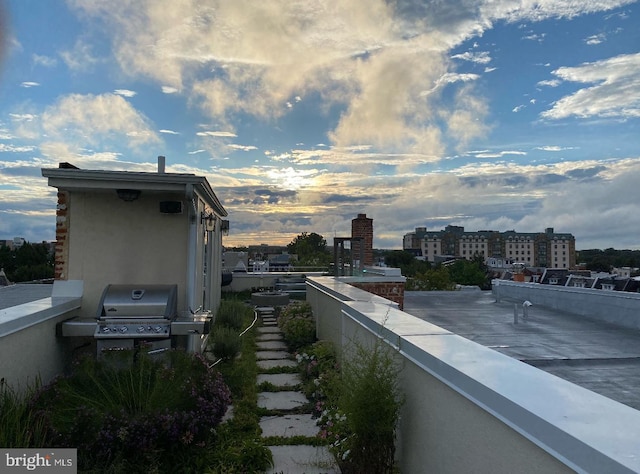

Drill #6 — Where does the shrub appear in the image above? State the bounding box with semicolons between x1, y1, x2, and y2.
279;302;316;351
215;300;249;330
279;301;313;323
332;341;403;474
30;349;231;472
281;317;315;351
211;326;242;360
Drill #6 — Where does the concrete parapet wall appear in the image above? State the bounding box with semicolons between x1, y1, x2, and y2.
493;280;640;329
0;282;83;393
307;276;640;474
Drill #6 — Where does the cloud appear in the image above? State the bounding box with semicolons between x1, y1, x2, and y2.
60;39;99;72
472;150;527;159
585;33;606;45
113;89;137;97
227;144;258;152
32;54;57;68
64;0;635;163
196;131;237;138
9;113;37;122
162;86;179;94
38;93;160;147
20;81;40;88
541;53;640;119
537;78;561;87
159;129;179;135
0;144;36;153
535;146;577;152
451;51;492;64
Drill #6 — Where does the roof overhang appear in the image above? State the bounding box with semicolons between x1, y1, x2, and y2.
42;167;227;217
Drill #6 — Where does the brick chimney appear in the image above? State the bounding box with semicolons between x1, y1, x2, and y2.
351;213;373;267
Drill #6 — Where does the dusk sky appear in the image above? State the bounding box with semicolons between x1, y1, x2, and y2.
1;0;639;250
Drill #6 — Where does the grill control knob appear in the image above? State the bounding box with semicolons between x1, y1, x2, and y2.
119;326;128;333
102;327;110;333
137;326;145;333
154;326;163;333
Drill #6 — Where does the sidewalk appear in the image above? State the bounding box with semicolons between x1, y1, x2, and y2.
255;307;340;474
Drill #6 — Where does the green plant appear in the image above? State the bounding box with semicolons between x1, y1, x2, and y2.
279;301;316;351
215;300;250;330
211;326;242;360
210;315;273;473
0;379;49;448
30;349;231;472
331;340;404;474
279;301;313;323
281;317;316;351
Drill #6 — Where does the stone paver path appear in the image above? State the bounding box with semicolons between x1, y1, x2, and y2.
255;307;340;474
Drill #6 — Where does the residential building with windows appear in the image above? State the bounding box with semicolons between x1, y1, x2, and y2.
414;225;576;268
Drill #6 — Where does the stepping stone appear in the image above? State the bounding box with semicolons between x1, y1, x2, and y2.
265;445;339;474
256;350;289;360
257;373;301;388
256;333;284;342
263;321;278;326
257;340;288;351
257;391;309;411
258;327;281;334
257;359;297;370
221;405;234;423
260;414;319;438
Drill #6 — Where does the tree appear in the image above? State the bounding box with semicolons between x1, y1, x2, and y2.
287;232;330;267
447;259;489;289
0;242;53;282
384;250;415;268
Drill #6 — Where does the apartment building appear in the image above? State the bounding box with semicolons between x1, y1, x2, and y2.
405;225;576;268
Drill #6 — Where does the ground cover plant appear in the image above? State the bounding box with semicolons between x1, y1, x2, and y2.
208;297;273;473
29;349;231;472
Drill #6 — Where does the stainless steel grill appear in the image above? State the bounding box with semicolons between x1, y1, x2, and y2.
95;284;177;339
61;283;212;356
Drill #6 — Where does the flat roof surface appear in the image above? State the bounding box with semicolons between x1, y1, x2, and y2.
403;289;640;411
0;284;53;310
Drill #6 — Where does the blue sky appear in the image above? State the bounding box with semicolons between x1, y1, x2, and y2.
1;0;639;250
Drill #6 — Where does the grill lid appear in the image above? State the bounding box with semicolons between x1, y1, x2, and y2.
97;284;178;319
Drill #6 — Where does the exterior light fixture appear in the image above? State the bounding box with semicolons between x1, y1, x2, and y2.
116;189;141;201
201;212;216;231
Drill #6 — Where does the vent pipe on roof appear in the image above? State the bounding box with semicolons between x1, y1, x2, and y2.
158;155;165;173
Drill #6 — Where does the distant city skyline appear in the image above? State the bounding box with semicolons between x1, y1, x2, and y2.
1;1;639;249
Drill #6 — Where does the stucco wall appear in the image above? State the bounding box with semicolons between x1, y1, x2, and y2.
66;192;189;317
307;276;640;474
0;294;82;393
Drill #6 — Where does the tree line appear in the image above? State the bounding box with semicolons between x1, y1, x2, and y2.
0;242;54;283
577;248;640;274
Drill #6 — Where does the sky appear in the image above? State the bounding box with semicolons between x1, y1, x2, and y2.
0;0;639;250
